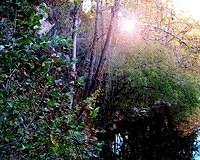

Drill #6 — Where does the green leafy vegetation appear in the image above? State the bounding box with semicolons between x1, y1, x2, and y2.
109;44;200;119
1;0;200;159
0;1;101;159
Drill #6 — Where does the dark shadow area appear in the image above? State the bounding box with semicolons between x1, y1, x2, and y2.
100;111;199;160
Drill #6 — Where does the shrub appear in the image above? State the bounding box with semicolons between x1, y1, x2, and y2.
0;1;101;159
108;44;200;119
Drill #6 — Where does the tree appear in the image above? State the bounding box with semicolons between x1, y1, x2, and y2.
88;0;121;94
69;2;79;109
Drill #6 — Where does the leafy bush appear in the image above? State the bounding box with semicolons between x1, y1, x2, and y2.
0;1;101;159
109;44;200;119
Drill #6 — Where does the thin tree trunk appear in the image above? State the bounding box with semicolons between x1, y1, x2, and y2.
100;0;105;51
69;6;79;109
90;0;120;93
85;0;100;96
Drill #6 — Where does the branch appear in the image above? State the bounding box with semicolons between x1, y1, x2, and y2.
140;23;199;52
141;23;189;46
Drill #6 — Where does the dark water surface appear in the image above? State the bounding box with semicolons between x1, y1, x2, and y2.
100;114;200;160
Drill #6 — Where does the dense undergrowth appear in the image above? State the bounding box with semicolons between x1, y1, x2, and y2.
0;1;101;159
0;0;200;159
107;44;200;120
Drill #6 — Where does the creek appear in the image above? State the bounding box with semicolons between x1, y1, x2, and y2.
100;110;200;160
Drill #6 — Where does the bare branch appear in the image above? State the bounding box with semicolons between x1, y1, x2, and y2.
140;23;199;53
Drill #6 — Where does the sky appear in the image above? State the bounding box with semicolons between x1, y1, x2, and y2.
171;0;200;20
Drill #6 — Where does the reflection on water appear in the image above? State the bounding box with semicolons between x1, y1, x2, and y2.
193;129;200;160
101;113;200;160
112;133;123;155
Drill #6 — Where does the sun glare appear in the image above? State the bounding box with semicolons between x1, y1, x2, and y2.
119;18;136;33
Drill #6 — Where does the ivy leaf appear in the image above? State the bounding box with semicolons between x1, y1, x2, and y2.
47;76;54;83
47;99;59;107
89;107;99;119
77;76;85;86
7;101;14;108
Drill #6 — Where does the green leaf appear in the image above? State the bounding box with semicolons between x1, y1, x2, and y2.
47;99;59;107
77;76;85;86
47;76;54;83
7;101;14;108
89;107;99;119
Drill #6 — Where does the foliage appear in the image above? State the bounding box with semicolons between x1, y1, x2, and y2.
178;107;200;136
1;0;200;159
0;1;101;159
109;44;200;119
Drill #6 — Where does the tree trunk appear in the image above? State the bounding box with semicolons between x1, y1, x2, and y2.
69;6;79;109
100;0;105;51
90;0;121;93
85;0;100;96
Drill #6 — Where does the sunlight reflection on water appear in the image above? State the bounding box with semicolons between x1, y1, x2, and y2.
193;129;200;160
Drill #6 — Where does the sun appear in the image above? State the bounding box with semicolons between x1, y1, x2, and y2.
119;17;137;33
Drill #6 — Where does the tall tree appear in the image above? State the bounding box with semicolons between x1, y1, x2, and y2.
85;0;100;97
69;3;79;109
89;0;121;94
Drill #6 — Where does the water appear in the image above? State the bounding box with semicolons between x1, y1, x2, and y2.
100;114;200;160
193;129;200;160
